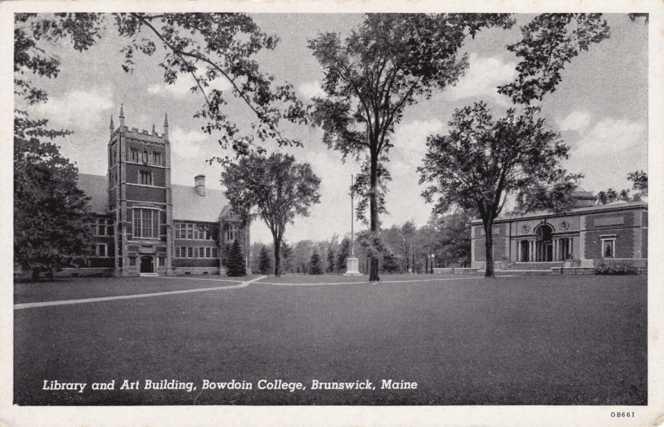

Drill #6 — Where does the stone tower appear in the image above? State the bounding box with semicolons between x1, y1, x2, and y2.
107;105;174;276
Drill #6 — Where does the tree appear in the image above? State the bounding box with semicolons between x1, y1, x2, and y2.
280;241;294;274
221;153;321;276
336;238;351;273
430;211;472;267
326;245;336;273
498;14;610;105
595;170;648;204
225;239;246;277
258;245;272;275
596;188;619;205
382;250;400;273
16;13;305;157
419;102;567;277
14;13;306;280
308;14;515;281
309;251;323;275
14;112;94;281
293;240;314;273
515;172;583;213
628;170;648;196
400;221;417;273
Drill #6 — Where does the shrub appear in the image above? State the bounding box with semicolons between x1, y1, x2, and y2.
258;245;272;275
309;250;323;275
594;262;638;275
226;239;246;277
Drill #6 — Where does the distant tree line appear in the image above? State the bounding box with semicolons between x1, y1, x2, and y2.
248;210;472;276
594;170;648;205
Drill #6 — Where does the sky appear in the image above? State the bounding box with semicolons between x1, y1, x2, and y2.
24;14;648;244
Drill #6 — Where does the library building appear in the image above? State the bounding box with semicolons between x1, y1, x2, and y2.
73;106;249;277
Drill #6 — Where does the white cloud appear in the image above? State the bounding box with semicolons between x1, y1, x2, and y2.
573;118;645;157
148;76;231;98
444;53;516;105
170;126;208;159
558;110;591;132
391;119;446;169
32;86;113;130
297;80;326;99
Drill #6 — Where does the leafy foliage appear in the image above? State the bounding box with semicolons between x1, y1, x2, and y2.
15;13;105;105
14;112;94;280
595;262;638;275
221;153;321;276
258;245;272;275
326;246;336;273
309;13;514;280
309;250;323;275
515;171;584;213
382;250;401;273
15;13;305;158
419;102;567;276
428;211;472;268
225;239;246;277
280;241;294;274
498;14;610;104
595;171;648;204
628;170;648;193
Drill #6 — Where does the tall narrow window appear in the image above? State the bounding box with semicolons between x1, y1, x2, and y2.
95;244;107;257
133;208;160;238
96;218;107;236
152;151;162;165
130;148;139;162
226;224;237;242
139;170;153;185
601;238;615;258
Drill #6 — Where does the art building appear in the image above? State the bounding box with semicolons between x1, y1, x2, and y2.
470;191;648;271
74;106;249;277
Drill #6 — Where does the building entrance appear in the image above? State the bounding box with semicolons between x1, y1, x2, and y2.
535;224;553;262
140;256;154;273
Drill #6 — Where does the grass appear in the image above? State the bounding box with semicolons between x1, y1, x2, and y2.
13;275;254;304
14;274;646;405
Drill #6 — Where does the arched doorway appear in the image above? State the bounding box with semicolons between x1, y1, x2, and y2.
535;224;553;262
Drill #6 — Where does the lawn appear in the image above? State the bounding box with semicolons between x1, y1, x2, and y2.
13;274;647;405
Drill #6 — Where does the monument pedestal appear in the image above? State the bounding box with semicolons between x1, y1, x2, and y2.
344;257;361;276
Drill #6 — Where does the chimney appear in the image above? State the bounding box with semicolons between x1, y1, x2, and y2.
194;174;206;196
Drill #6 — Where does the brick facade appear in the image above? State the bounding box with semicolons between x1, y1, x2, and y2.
471;202;648;270
73;107;249;277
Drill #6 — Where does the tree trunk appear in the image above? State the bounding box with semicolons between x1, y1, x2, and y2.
273;236;281;277
368;151;380;282
31;268;40;282
484;220;495;278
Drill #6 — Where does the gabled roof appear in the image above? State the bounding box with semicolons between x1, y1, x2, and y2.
171;184;227;223
78;173;108;214
77;173;228;222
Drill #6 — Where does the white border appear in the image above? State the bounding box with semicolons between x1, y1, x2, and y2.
1;1;662;426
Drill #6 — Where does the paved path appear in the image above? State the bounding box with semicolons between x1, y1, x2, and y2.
14;275;507;310
14;276;267;310
258;276;483;287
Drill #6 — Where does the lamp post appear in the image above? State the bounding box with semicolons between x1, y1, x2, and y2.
344;174;361;276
